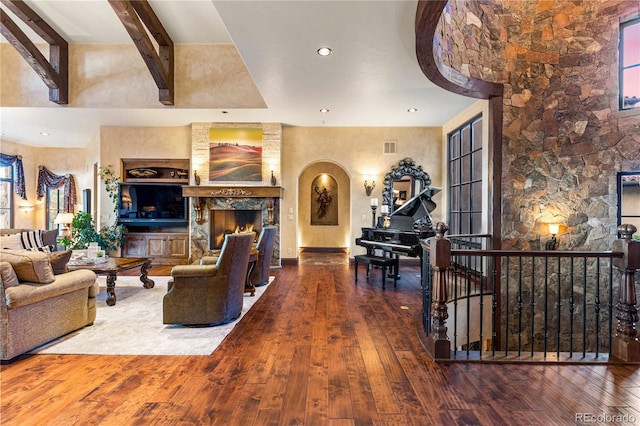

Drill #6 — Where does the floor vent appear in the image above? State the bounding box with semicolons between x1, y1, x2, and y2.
383;140;397;154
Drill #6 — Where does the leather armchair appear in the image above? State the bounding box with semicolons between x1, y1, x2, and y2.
250;226;277;287
163;232;255;326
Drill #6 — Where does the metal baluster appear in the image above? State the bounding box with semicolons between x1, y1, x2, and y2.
594;258;601;358
557;256;561;358
582;257;587;358
543;257;549;357
530;256;536;357
608;259;614;356
505;257;510;357
569;257;575;357
479;254;485;360
517;256;523;356
492;255;498;357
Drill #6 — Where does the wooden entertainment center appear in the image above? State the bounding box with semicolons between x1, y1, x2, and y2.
119;158;190;265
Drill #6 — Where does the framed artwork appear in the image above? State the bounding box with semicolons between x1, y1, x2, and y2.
311;174;338;226
209;128;263;181
399;190;407;200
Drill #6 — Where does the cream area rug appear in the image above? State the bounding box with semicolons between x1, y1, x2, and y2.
30;276;272;356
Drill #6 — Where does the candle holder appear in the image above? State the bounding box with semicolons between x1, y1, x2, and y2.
371;205;377;228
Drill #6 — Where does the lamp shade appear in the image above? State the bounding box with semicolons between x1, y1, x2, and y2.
54;212;75;225
548;223;560;235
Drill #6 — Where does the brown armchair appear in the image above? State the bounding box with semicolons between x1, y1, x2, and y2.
249;226;277;287
163;232;255;326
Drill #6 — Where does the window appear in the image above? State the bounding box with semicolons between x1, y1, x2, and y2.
0;166;13;228
618;172;640;230
47;187;64;230
620;18;640;110
448;116;483;235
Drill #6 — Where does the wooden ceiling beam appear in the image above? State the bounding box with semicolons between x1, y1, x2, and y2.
0;0;68;104
108;0;174;105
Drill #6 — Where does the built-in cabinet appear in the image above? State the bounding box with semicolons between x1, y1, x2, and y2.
120;158;190;265
122;232;189;265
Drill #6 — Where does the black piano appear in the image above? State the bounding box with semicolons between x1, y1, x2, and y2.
355;187;440;259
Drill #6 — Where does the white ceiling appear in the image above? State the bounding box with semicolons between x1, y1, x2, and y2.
0;0;476;148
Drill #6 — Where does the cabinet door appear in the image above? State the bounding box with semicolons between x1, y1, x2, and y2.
167;234;188;258
146;235;167;257
123;234;146;257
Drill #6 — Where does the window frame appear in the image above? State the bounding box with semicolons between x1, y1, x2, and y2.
46;187;65;231
0;165;14;228
620;17;640;110
447;115;483;236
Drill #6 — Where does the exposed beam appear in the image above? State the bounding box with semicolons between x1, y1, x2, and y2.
0;0;68;104
108;0;174;105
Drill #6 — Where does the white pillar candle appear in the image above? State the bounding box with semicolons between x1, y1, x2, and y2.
381;205;389;214
370;198;378;206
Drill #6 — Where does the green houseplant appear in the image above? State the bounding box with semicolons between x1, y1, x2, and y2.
97;164;127;253
60;211;127;253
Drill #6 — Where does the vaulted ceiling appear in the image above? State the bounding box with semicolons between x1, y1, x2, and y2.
0;0;475;148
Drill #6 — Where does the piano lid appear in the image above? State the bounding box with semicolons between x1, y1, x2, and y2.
390;187;441;218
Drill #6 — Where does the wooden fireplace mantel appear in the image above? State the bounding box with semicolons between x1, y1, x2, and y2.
182;185;284;198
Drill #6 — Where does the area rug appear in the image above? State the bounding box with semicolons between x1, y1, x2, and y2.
30;276;272;356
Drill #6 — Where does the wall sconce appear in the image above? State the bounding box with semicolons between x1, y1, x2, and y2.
18;205;35;213
545;223;559;250
193;197;205;224
270;169;277;186
194;170;201;186
364;176;376;196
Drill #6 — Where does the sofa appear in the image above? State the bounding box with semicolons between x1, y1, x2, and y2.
0;249;99;361
0;228;59;252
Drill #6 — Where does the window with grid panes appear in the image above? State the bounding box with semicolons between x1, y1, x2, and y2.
47;188;64;230
0;166;13;228
620;18;640;110
448;116;483;235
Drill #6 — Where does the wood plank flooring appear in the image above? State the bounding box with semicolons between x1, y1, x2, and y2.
2;257;640;425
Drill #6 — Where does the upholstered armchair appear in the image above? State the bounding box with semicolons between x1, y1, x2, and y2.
163;232;255;326
249;226;277;287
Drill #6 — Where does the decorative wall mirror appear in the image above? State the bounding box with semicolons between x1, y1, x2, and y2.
617;171;640;231
382;158;432;213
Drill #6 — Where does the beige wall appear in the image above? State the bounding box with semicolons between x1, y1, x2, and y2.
1;44;264;108
280;126;442;259
98;126;192;227
0;138;96;229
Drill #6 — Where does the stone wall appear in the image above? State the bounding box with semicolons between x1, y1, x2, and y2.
436;0;640;250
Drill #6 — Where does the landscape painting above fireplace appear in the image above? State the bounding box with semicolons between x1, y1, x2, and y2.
209;128;263;182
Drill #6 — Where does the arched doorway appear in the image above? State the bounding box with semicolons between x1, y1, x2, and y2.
298;162;351;252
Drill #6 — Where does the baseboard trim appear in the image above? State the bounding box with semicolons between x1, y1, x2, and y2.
299;247;349;253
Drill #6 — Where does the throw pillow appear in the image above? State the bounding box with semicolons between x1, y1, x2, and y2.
1;233;24;250
0;262;20;289
20;230;44;250
0;250;55;284
49;250;72;275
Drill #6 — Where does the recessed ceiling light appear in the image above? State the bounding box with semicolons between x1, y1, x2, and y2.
408;108;418;113
317;47;332;56
320;108;329;113
221;111;229;114
40;132;50;136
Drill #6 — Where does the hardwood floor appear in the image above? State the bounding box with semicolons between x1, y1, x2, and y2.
2;257;640;425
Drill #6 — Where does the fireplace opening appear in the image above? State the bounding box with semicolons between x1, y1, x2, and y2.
210;210;262;249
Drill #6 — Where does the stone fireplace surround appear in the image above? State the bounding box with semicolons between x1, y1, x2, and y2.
183;185;283;264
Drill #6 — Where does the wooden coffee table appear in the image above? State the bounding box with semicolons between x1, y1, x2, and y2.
67;257;154;306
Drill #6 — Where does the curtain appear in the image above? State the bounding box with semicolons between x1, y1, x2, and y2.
0;153;27;200
36;166;77;213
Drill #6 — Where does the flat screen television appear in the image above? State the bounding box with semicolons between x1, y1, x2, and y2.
118;183;187;227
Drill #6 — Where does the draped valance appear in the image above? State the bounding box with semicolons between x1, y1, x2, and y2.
36;166;77;213
0;153;27;200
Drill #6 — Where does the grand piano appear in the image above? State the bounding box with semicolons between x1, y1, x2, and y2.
356;187;440;259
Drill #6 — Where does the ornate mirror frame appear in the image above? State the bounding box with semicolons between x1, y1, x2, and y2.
382;158;432;212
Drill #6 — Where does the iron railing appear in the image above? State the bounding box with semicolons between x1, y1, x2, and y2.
421;224;640;363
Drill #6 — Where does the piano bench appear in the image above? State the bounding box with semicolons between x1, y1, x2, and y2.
354;254;398;289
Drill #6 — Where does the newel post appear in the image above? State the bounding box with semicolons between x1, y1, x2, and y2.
611;224;640;362
426;222;451;360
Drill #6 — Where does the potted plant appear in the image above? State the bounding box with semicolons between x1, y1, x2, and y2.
61;211;100;250
98;164;127;255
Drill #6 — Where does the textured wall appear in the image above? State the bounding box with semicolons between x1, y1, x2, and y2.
437;0;640;250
